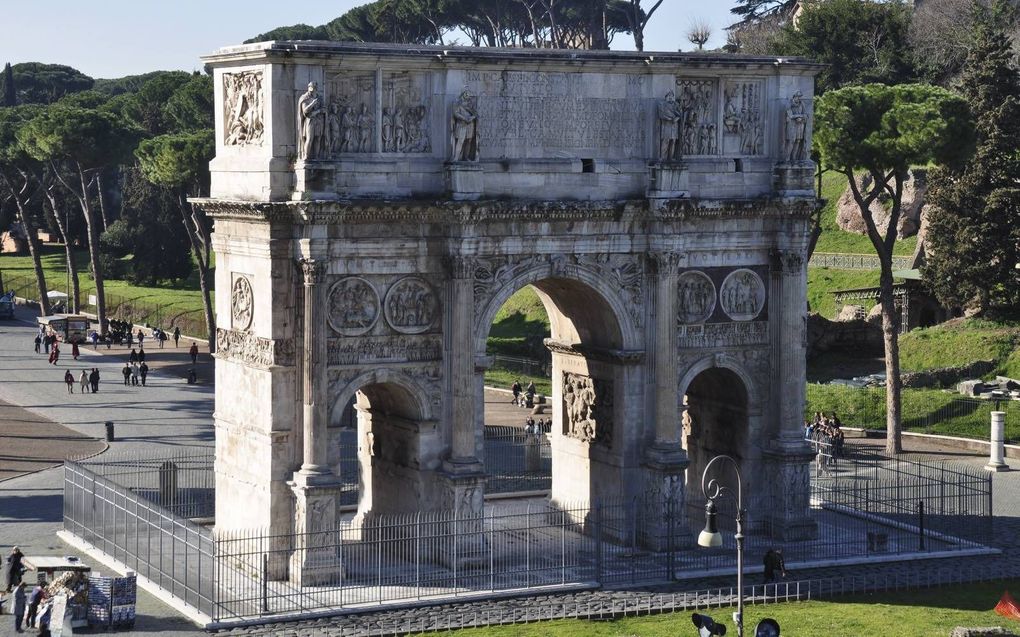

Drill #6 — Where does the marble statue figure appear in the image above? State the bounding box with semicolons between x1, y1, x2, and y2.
450;88;479;162
297;82;325;160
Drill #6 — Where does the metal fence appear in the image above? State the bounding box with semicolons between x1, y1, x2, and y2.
809;252;914;270
483;425;551;494
63;446;993;624
490;354;548;378
806;383;1020;443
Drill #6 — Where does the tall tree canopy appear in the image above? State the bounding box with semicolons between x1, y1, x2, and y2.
2;63;93;105
924;4;1020;312
816;83;973;454
773;0;915;93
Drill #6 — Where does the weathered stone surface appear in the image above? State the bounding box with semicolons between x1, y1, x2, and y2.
836;169;928;240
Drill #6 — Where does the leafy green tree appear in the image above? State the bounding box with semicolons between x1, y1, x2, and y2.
163;74;214;133
616;0;663;51
0;105;51;314
135;131;216;350
7;63;93;105
244;24;331;43
41;177;82;313
774;0;916;93
18;105;141;334
924;7;1020;312
730;0;797;23
2;63;15;107
816;83;974;454
119;72;193;136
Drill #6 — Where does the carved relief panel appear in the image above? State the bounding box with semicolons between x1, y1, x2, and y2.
677;270;716;324
719;269;766;321
230;274;254;330
382;72;431;154
223;71;264;146
327;276;380;336
384;276;438;334
722;80;764;155
562;372;613;447
326;72;376;154
675;79;718;156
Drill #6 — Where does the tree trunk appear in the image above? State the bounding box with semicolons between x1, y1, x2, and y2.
18;206;51;316
46;192;81;313
96;170;110;231
179;194;216;353
878;258;903;454
77;169;107;334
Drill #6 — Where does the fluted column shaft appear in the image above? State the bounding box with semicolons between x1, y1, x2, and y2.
448;256;477;462
773;250;807;444
651;251;682;447
299;258;328;475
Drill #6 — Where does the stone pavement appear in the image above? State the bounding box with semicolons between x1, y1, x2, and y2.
0;304;212;637
0;400;106;481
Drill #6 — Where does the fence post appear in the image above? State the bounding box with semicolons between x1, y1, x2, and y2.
261;552;269;614
594;500;603;585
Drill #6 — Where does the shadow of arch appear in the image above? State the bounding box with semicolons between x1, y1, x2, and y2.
474;265;635;354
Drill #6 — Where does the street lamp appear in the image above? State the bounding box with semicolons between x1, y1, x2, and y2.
697;454;746;637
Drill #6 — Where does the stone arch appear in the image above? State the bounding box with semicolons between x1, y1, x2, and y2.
678;354;762;413
473;263;637;354
329;369;435;427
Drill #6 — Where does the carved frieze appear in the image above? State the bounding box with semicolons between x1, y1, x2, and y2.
326;72;374;154
223;71;264;146
382;73;431;153
327;335;443;366
677;271;716;325
722;81;763;155
676;79;717;156
327;277;380;336
230;274;254;331
719;269;766;321
216;328;294;368
384;277;438;334
562;372;613;447
677;321;768;349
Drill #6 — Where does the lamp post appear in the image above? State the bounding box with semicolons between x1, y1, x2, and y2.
697;454;745;637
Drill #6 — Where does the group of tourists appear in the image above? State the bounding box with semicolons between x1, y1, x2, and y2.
805;411;846;469
2;546;53;634
523;416;548;435
122;361;149;387
510;380;538;408
62;368;101;394
91;321;182;350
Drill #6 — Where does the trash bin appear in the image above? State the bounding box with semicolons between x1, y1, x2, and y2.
105;421;115;442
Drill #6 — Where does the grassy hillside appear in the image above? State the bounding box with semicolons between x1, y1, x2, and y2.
813;171;918;256
807;267;881;318
899;318;1020;373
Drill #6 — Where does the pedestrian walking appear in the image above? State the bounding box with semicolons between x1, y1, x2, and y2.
130;362;139;386
49;344;60;365
137;329;145;347
89;368;100;393
511;380;522;406
79;369;89;395
12;582;25;633
158;329;167;348
43;334;50;354
128;348;138;364
3;546;24;592
90;331;99;347
138;347;146;364
71;342;80;360
126;332;133;348
763;548;787;584
64;370;74;393
122;363;131;386
33;335;40;353
140;362;149;386
25;584;43;629
189;342;198;364
173;326;180;348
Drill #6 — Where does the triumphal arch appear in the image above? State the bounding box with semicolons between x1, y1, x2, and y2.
197;42;821;580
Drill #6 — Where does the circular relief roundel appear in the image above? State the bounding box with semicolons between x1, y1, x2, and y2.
384;276;438;334
230;275;254;330
677;270;716;324
327;277;380;336
719;268;766;321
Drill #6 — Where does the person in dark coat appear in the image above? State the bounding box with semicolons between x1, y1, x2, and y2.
48;344;59;365
3;547;24;592
33;335;41;353
63;370;74;394
140;362;149;386
25;584;43;628
122;363;131;386
71;342;80;360
763;548;787;584
189;342;198;364
89;368;100;393
138;347;146;364
173;326;180;348
128;348;138;364
12;582;26;632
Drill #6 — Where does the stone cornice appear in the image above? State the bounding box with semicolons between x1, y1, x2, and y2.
192;197;817;226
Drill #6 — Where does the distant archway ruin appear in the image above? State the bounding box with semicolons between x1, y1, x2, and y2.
198;42;821;583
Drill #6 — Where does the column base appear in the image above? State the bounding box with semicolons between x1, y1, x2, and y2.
640;446;690;551
446;162;484;200
985;461;1011;472
438;469;487;569
289;478;345;586
762;443;818;541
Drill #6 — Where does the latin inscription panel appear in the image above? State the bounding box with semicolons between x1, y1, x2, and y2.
465;71;648;160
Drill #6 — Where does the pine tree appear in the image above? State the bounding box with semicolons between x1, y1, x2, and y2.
2;63;15;107
924;3;1020;312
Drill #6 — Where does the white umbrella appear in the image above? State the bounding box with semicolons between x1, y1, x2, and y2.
46;291;68;300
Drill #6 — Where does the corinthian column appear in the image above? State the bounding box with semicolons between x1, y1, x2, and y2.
772;249;808;445
445;255;482;469
297;257;329;479
646;250;687;463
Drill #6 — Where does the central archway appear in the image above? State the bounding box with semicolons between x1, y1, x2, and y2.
478;271;636;508
683;367;749;500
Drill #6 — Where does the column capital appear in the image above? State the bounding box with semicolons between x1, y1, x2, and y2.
443;254;475;279
646;250;685;276
298;257;325;286
770;248;805;274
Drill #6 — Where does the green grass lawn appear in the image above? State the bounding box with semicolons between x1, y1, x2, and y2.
813;171;918;257
807;267;882;318
0;246;208;330
410;580;1020;637
899;318;1020;373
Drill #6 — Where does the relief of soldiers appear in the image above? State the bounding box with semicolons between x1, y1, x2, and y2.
356;103;373;153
